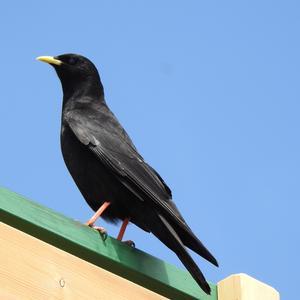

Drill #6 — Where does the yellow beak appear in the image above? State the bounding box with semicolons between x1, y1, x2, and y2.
36;56;62;66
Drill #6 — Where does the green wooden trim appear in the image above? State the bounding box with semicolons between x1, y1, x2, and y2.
0;187;217;300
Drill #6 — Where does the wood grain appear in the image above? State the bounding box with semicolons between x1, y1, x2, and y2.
0;187;216;300
218;273;280;300
0;222;167;300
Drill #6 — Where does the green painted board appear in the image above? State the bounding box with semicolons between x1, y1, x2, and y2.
0;187;217;300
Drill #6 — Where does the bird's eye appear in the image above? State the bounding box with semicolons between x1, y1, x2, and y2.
68;57;78;65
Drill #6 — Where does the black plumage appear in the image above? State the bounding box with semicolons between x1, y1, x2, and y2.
37;53;218;295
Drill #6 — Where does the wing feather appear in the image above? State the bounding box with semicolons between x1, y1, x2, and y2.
65;109;218;266
66;110;186;227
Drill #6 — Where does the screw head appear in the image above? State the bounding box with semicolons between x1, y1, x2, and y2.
59;278;65;288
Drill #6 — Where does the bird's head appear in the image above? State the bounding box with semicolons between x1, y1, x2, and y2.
37;53;103;99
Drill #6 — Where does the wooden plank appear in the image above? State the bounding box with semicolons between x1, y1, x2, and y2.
217;273;280;300
0;222;167;300
0;187;217;300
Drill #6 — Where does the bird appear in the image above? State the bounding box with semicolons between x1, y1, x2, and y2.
37;53;218;295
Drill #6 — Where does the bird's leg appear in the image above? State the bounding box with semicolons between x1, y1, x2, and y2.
117;218;130;241
86;201;111;238
117;218;135;247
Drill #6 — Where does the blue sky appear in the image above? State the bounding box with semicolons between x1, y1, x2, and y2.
0;1;299;298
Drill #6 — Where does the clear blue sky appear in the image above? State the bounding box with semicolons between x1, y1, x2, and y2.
0;1;299;298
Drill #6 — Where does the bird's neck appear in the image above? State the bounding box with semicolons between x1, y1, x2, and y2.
62;79;103;101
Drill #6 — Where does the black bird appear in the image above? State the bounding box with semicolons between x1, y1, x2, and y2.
37;54;218;294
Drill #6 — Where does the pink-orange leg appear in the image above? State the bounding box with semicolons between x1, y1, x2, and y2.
117;218;135;247
117;218;130;241
86;201;111;235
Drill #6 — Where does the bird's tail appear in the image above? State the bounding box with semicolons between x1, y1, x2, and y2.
149;213;212;295
166;201;218;267
171;220;219;267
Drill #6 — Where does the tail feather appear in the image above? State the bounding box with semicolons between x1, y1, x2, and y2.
166;201;218;267
149;213;212;295
171;220;219;267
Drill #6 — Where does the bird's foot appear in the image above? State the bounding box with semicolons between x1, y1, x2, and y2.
122;240;135;248
88;224;108;241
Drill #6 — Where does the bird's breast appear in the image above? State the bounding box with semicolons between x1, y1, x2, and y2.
60;124;132;222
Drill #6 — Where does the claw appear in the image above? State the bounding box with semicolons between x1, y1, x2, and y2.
100;231;108;241
88;225;108;241
123;240;135;248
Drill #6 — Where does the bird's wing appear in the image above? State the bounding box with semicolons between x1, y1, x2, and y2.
65;109;217;266
65;109;184;220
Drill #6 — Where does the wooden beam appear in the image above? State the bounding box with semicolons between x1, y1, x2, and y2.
217;273;280;300
0;222;167;300
0;187;216;300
